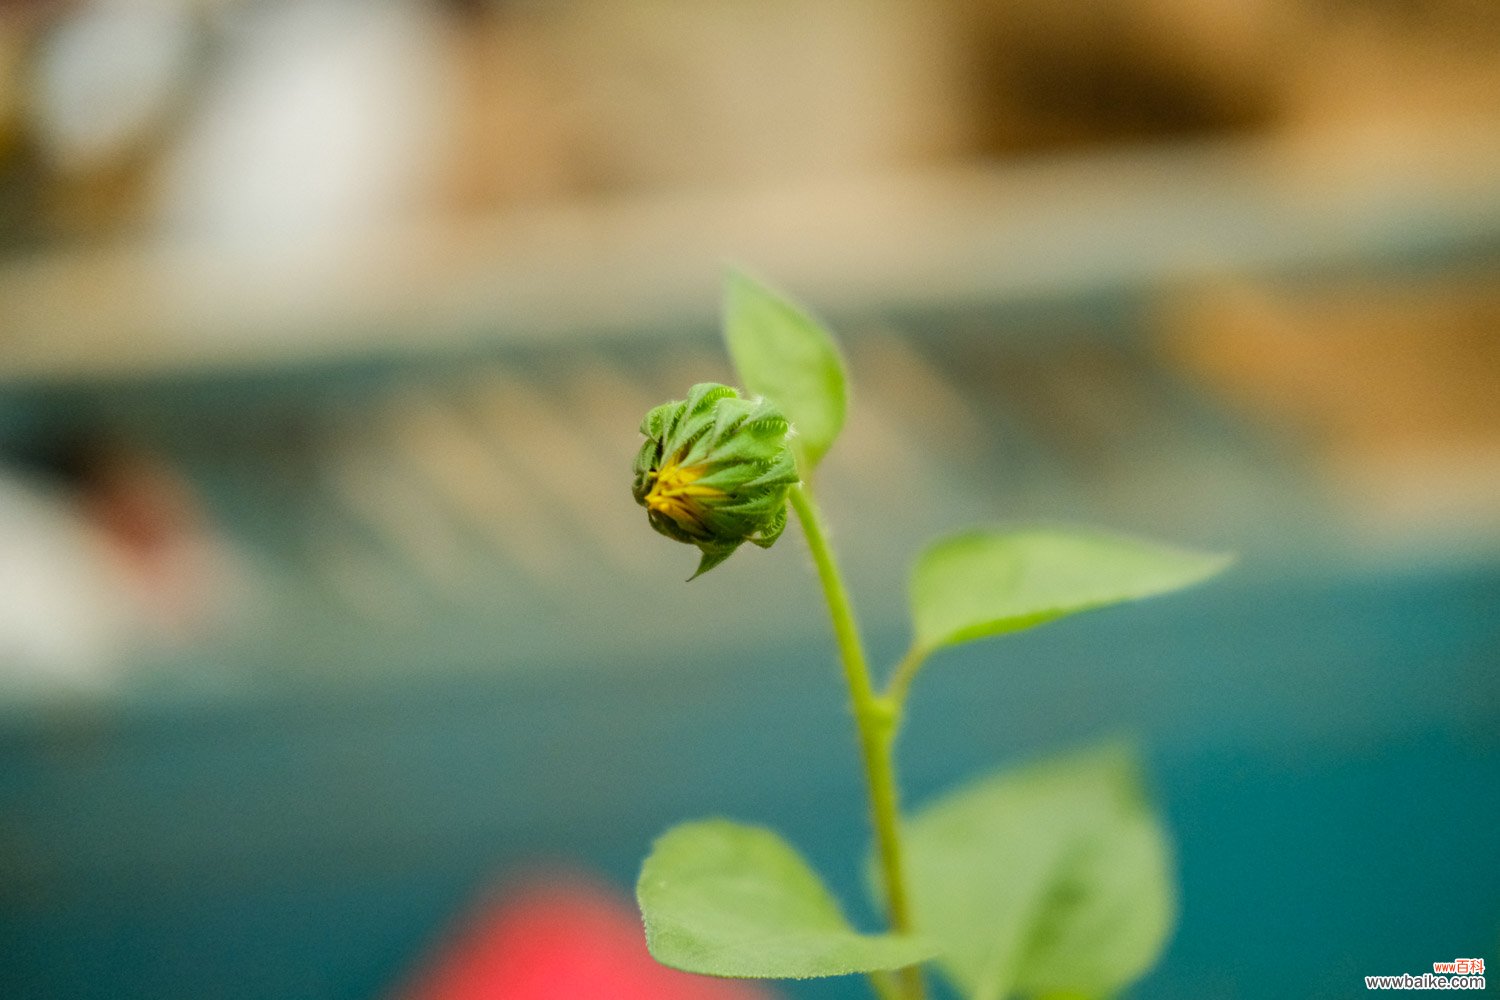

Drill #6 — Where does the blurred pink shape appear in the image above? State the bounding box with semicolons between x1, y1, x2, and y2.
399;874;774;1000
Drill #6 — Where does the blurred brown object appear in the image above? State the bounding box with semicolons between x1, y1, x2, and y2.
436;6;576;212
1158;272;1500;538
1279;0;1500;146
947;0;1286;154
0;10;23;163
534;0;966;190
947;0;1500;161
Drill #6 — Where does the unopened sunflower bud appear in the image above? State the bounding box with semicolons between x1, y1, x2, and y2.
632;382;799;579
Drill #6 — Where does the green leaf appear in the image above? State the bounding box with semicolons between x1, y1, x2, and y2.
899;745;1175;1000
911;527;1231;654
638;818;936;979
723;270;847;471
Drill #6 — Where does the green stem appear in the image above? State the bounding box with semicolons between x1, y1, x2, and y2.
883;647;929;715
788;484;925;1000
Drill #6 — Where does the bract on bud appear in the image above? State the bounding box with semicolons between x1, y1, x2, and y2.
632;383;799;579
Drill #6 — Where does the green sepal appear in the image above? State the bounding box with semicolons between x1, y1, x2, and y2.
633;382;799;579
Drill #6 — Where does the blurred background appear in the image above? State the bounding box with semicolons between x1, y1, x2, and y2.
1;1;1497;997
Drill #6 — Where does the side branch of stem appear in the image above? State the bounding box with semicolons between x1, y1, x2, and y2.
883;647;929;717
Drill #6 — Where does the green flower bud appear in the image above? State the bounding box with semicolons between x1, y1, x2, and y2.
633;382;800;579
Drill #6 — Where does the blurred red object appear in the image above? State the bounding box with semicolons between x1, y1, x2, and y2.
398;874;773;1000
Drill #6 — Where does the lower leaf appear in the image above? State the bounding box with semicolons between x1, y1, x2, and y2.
899;744;1175;1000
639;818;937;980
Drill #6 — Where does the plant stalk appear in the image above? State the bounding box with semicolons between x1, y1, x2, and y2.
788;484;924;1000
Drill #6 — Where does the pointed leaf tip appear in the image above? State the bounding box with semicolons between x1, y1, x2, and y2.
911;527;1232;654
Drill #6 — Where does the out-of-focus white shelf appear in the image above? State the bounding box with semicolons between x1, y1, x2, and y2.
2;128;1499;381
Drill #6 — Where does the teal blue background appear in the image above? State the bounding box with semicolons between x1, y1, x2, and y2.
2;562;1496;999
